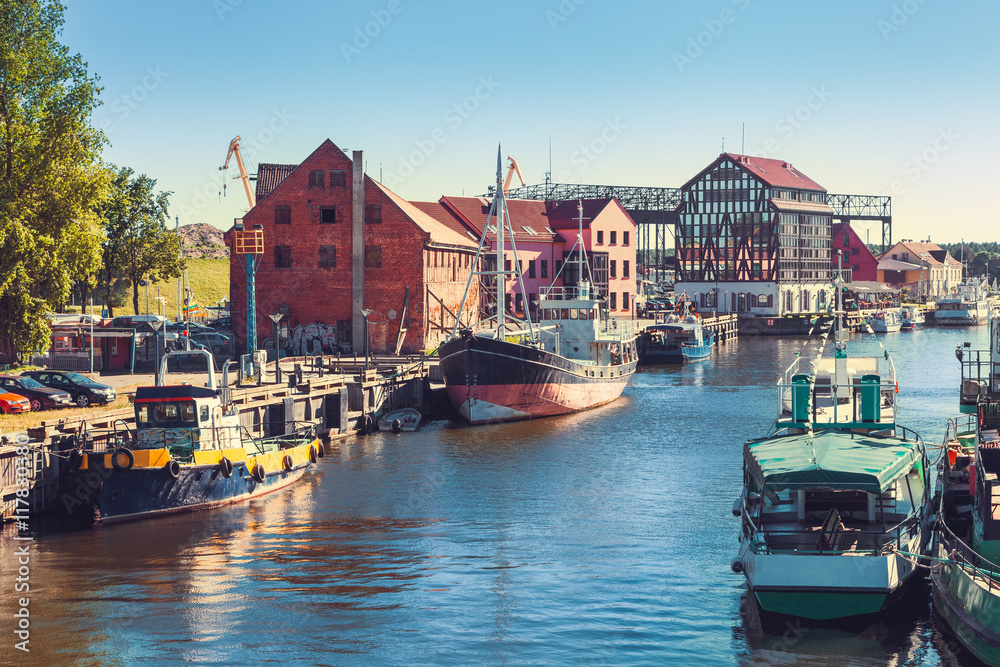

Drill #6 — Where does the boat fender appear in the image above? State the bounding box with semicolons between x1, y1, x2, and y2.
309;446;318;464
165;460;180;479
392;418;402;433
112;448;135;472
68;449;83;472
219;456;233;478
282;454;293;472
730;559;744;574
252;463;266;483
316;444;325;458
731;497;742;517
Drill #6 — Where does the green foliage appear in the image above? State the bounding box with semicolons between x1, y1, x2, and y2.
96;167;183;316
0;0;108;361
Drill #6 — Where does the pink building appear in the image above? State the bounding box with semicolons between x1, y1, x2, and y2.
414;197;638;319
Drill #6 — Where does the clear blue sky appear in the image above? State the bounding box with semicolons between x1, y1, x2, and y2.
62;0;999;244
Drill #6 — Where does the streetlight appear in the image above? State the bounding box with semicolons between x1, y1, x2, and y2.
360;309;373;371
269;313;284;384
89;297;94;373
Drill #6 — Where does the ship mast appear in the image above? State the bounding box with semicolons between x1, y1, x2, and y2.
495;150;506;335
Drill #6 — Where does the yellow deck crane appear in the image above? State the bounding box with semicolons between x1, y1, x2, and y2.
220;136;256;209
503;156;525;195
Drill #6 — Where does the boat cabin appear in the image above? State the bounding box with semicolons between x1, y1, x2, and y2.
957;318;1000;411
133;385;241;458
739;430;927;554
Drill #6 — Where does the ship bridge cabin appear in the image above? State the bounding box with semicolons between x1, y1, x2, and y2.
134;385;241;458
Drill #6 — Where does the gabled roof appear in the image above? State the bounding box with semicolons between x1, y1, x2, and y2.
882;240;957;266
368;182;477;250
682;152;827;192
255;163;297;200
438;196;560;243
545;198;623;229
725;153;826;191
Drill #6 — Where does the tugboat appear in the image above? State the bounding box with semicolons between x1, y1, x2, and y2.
437;150;637;425
931;314;1000;664
732;263;930;619
78;349;321;523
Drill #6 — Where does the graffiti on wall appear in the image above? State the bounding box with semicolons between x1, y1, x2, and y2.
262;321;350;357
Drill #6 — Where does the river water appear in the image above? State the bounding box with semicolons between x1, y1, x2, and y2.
1;325;991;666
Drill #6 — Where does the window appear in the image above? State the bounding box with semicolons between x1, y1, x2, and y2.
609;292;617;309
623;231;630;245
623;260;630;279
319;245;336;268
609;260;617;278
540;260;548;278
528;260;536;278
850;247;858;255
275;205;291;225
274;245;292;268
504;259;511;272
365;204;382;224
365;245;382;268
320;207;337;224
623;292;629;310
308;170;324;188
329;170;347;187
843;233;850;247
515;293;523;313
596;231;604;244
610;231;617;244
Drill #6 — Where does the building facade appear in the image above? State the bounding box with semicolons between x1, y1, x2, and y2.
879;240;961;298
830;222;878;282
675;153;834;316
226;139;478;357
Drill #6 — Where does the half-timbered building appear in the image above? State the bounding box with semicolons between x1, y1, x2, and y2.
675;153;833;316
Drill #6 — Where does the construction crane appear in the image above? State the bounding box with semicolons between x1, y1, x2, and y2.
503;156;525;195
220;136;256;209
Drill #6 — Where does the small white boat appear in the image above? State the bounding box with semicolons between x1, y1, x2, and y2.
870;309;901;333
899;307;924;331
378;408;422;432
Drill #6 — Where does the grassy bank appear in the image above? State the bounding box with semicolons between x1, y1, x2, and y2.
125;258;230;318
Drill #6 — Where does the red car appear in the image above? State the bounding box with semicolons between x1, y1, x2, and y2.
0;391;31;414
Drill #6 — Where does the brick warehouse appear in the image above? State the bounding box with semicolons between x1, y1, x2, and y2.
225;139;479;357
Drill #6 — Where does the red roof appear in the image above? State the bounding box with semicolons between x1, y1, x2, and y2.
255;163;296;200
545;199;616;229
722;153;827;191
409;200;477;242
438;196;560;243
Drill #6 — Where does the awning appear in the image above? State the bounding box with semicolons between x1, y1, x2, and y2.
744;429;922;494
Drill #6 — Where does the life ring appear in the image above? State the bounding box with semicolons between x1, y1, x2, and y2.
112;448;135;472
252;463;266;483
219;456;233;478
309;446;318;464
282;454;294;472
164;460;181;479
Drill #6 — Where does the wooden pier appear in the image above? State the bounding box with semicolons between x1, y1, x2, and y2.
1;355;443;522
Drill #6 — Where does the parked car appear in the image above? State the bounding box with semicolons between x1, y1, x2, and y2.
22;370;117;407
0;375;72;411
190;332;233;355
0;391;31;414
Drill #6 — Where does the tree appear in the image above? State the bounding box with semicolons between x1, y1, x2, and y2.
97;167;183;316
0;0;109;362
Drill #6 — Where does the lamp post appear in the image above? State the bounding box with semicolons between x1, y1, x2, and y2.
89;297;94;373
269;313;284;384
360;309;373;372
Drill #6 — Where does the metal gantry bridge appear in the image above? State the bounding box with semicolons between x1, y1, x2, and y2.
504;182;682;277
502;183;892;278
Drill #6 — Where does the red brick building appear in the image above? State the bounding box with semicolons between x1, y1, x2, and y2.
226;140;478;357
830;222;878;282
